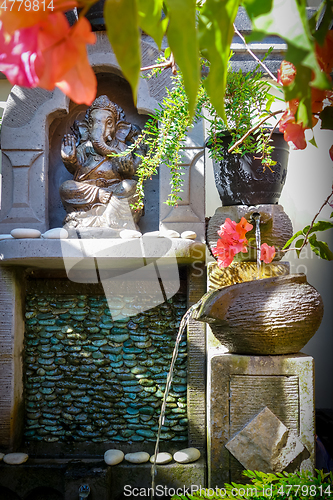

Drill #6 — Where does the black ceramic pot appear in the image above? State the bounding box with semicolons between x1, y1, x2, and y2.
207;131;289;206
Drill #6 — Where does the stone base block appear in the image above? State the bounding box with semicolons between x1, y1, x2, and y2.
208;352;315;487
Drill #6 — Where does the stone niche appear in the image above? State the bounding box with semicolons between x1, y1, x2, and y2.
0;32;205;240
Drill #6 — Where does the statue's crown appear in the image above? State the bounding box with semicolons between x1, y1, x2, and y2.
85;95;125;122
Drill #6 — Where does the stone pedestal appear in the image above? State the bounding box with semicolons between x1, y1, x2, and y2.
207;351;315;487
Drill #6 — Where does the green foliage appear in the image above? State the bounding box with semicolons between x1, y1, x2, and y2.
203;64;280;166
282;214;333;260
166;0;200;117
102;0;332;126
172;469;333;500
198;0;240;122
104;0;141;102
131;61;278;208
132;73;197;208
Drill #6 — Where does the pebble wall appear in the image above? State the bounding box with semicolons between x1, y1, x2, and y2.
24;287;188;444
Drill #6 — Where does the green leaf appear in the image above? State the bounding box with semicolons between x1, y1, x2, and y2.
244;0;331;127
319;106;333;130
164;0;200;117
198;0;240;122
137;0;168;49
309;234;333;260
331;212;333;219
104;0;141;103
313;0;333;45
309;220;333;233
295;238;304;248
282;229;303;249
308;133;318;147
164;46;171;58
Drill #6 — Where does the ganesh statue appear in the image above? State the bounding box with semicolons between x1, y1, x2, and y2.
60;95;147;232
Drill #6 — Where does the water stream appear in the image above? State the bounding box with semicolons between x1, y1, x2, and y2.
151;299;203;495
252;213;261;278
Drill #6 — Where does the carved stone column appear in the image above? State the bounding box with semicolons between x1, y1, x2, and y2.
0;267;25;450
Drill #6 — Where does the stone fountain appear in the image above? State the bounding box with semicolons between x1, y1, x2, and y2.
0;18;324;500
199;167;323;486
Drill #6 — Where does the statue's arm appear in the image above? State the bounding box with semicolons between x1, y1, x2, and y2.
61;134;79;175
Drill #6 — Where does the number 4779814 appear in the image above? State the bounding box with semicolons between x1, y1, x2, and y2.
0;0;54;11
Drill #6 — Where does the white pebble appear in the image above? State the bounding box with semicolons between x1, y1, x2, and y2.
3;452;29;465
104;449;124;465
149;452;173;465
0;234;14;240
42;228;68;239
181;231;197;240
0;453;4;461
173;448;201;464
125;452;150;464
160;229;180;238
11;228;41;239
120;229;142;239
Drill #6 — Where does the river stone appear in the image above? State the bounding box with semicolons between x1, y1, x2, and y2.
0;453;4;461
3;453;29;465
120;229;142;239
104;449;124;465
173;448;201;463
11;228;41;239
150;452;173;464
125;452;150;463
160;229;180;238
42;228;68;239
181;230;197;240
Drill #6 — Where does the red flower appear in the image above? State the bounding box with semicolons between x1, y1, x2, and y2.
260;243;276;264
36;14;97;104
235;216;253;240
0;13;97;105
212;217;253;268
0;0;78;34
212;239;238;268
277;60;296;87
282;122;307;150
0;23;40;87
315;31;333;75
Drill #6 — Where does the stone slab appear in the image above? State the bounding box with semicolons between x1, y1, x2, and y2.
207;352;315;487
0;238;205;270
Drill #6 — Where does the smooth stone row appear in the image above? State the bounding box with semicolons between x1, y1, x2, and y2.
173;447;200;463
104;449;124;465
42;228;68;239
150;452;173;464
118;229;197;240
102;449;200;466
3;453;29;465
24;292;188;443
11;228;41;239
125;451;150;463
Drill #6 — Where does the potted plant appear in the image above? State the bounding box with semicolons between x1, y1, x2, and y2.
132;55;287;209
204;66;289;206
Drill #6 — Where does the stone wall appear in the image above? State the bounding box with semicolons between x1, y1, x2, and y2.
24;280;188;445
